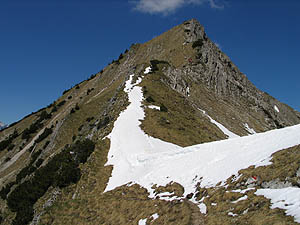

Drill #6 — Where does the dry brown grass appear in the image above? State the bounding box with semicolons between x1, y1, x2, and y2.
139;68;226;147
38;138;195;225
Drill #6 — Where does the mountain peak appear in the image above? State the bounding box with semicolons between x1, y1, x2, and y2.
1;19;300;225
182;18;206;43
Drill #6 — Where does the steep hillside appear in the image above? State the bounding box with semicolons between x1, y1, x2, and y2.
0;19;299;225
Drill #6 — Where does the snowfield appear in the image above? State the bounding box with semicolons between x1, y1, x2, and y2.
105;74;300;222
256;188;300;223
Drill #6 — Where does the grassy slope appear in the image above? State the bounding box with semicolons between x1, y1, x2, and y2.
197;145;300;225
139;66;226;147
1;20;299;225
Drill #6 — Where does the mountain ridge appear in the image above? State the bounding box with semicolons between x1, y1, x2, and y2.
0;19;299;225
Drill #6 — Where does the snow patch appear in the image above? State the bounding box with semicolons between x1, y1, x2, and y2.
244;123;256;135
138;213;159;225
144;66;152;74
105;73;300;214
151;213;159;220
274;105;280;113
232;195;248;203
148;105;160;110
199;109;239;139
231;188;255;194
186;87;190;96
199;203;207;214
255;188;300;223
228;212;238;217
138;218;147;225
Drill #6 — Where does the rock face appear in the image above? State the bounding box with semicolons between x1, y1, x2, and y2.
135;19;300;132
182;19;300;129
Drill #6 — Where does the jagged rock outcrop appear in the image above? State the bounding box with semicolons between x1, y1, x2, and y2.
138;19;300;131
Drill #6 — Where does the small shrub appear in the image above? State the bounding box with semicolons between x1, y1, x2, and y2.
86;117;94;122
62;88;71;95
35;158;44;167
35;127;53;143
78;125;84;132
97;117;110;130
0;129;18;151
150;60;169;72
0;182;15;200
39;111;51;121
146;96;155;103
57;100;66;107
192;39;203;48
5;157;11;162
51;105;57;113
87;88;94;95
88;74;96;80
160;104;168;112
43;140;50;149
27;146;34;153
7;143;15;151
118;53;124;61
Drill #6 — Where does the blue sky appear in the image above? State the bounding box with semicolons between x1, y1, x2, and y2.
0;0;299;124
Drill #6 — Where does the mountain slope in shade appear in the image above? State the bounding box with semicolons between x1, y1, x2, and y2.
0;19;300;225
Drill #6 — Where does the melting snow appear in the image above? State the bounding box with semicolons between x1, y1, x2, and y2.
274;105;280;113
138;218;147;225
244;123;256;135
232;195;248;203
228;212;238;217
256;188;300;223
105;74;300;220
138;213;159;225
198;109;239;139
144;66;152;74
231;188;255;194
151;213;159;220
199;203;207;214
148;105;160;110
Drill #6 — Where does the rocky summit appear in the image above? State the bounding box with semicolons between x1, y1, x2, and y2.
0;19;300;225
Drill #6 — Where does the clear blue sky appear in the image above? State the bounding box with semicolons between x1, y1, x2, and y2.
1;0;299;124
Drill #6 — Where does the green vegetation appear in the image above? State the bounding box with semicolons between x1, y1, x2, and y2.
0;129;18;151
149;60;169;73
57;100;66;107
192;39;203;48
21;110;52;141
6;139;95;225
35;127;53;143
160;104;168;112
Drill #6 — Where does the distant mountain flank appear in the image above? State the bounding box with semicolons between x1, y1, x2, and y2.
0;19;299;225
0;122;7;131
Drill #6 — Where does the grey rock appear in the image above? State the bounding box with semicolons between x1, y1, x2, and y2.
261;178;293;189
296;168;300;178
159;19;300;131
